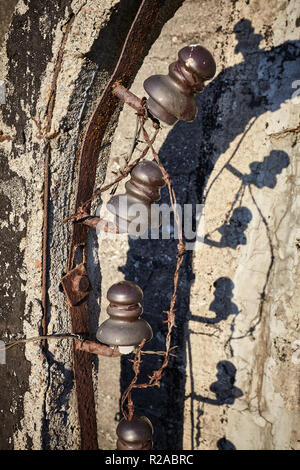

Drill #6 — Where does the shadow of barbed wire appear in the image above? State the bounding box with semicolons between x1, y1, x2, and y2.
201;152;290;353
224;184;276;356
41;350;74;450
219;151;291;356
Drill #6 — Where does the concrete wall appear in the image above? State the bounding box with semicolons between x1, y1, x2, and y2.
0;0;299;450
97;0;300;450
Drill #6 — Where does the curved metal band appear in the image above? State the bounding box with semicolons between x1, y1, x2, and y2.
63;0;171;450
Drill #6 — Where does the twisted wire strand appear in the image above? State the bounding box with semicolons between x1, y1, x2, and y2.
120;117;186;421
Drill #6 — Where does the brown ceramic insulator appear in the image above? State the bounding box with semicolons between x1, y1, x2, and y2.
143;44;216;125
96;281;152;352
107;160;165;234
116;415;153;450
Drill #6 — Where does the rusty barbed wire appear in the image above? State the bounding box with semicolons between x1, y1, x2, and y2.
62;86;186;423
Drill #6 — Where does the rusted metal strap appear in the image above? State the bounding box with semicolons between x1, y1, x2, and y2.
70;0;168;250
64;0;168;451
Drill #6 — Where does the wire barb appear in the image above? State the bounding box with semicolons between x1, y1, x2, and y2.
0;333;84;352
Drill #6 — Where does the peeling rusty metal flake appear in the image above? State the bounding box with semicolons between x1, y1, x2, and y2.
61;263;90;307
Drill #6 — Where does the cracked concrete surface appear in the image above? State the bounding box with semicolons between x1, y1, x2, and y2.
0;0;299;450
